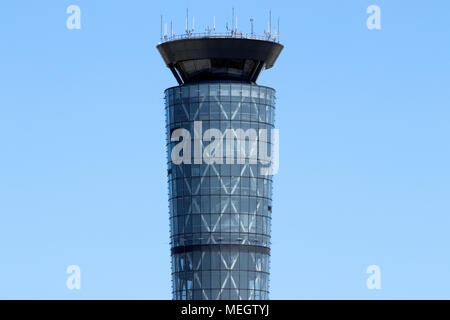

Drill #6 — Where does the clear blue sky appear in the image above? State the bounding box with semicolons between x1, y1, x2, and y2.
0;0;449;299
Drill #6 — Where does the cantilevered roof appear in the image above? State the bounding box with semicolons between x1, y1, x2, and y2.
157;37;283;84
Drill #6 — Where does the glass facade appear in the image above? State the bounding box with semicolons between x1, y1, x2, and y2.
165;82;276;300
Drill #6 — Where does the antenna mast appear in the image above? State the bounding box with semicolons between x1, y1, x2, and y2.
269;10;272;38
277;17;280;42
231;7;235;35
160;15;163;41
232;7;234;35
185;8;189;33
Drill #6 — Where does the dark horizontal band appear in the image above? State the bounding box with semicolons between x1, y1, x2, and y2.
157;38;283;83
171;244;270;255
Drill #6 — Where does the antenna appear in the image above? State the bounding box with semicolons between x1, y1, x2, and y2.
277;17;280;42
192;16;195;32
236;16;238;32
185;8;189;33
213;16;216;31
164;23;167;40
269;10;272;38
160;15;163;41
232;7;234;35
250;18;254;36
171;20;173;38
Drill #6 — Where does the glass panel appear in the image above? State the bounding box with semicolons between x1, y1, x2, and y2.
221;196;230;213
210;84;219;97
241;103;250;121
230;102;241;120
231;196;240;213
259;87;266;100
189;85;198;99
266;105;271;124
219;102;230;120
211;196;220;213
221;176;230;195
242;85;250;97
199;84;209;98
200;102;209;120
258;104;266;122
251;86;259;98
202;271;211;288
210;177;220;195
221;214;230;232
181;86;190;98
211;214;219;231
231;84;241;97
211;271;221;288
211;252;221;270
173;87;181;104
250;102;258;121
231;214;239;232
201;213;210;232
210;102;221;120
220;84;230;97
201;196;210;214
189;103;199;120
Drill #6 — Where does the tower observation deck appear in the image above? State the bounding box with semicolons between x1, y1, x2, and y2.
157;32;283;300
157;34;283;84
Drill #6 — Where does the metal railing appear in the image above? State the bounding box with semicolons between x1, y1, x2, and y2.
159;31;280;44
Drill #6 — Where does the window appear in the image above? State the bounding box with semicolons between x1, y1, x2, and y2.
241;103;251;121
189;85;198;102
202;271;211;288
230;102;241;120
242;85;250;97
220;214;230;232
181;86;189;99
199;85;209;99
210;102;221;120
220;84;230;98
192;196;200;213
211;253;221;270
201;196;210;214
231;214;239;232
251;86;259;99
231;84;241;97
210;177;220;195
220;102;230;120
221;196;230;214
211;196;220;213
210;84;219;97
240;197;249;214
189;103;199;120
199;102;209;120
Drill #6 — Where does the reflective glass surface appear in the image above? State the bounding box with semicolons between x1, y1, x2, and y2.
165;82;276;300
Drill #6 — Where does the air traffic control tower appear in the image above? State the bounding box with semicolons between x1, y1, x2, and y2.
157;26;283;300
